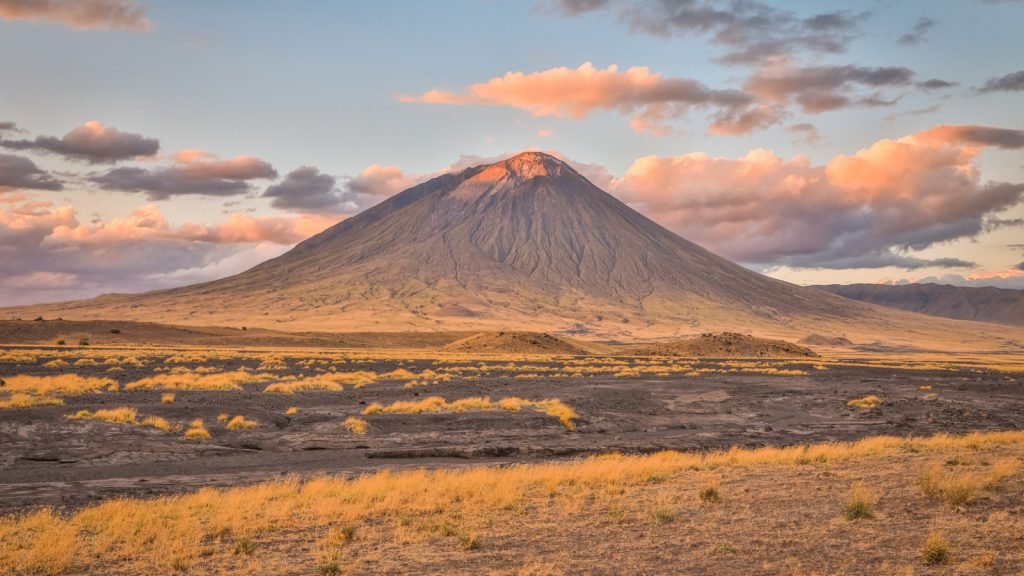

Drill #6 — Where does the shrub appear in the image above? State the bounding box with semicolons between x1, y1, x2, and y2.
699;484;721;504
56;340;65;346
78;339;89;346
233;537;257;556
343;417;368;435
183;419;211;441
226;415;258;430
843;484;875;520
922;532;950;565
109;329;120;334
847;395;881;409
648;506;675;524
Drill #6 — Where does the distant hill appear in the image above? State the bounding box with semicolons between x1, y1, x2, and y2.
626;332;818;358
814;283;1024;326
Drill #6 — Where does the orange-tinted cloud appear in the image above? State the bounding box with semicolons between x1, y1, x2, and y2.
0;0;150;31
0;201;339;305
610;125;1024;269
402;62;760;135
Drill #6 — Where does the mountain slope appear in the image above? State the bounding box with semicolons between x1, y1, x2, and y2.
815;283;1024;327
4;152;1023;350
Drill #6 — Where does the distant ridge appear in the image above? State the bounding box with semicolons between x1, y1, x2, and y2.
815;283;1024;327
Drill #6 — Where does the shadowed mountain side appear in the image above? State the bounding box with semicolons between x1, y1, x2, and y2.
4;153;1024;352
815;283;1024;327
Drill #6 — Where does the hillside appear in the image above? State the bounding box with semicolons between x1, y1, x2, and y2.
816;283;1024;327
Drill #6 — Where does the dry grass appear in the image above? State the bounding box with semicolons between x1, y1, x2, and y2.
1;430;1021;575
225;415;258;430
362;396;578;430
140;416;181;433
286;406;298;416
182;419;211;441
264;375;344;394
0;393;64;409
917;458;1019;509
843;484;876;520
65;407;138;425
125;370;269;391
343;416;369;435
847;395;882;409
160;393;175;404
1;374;118;397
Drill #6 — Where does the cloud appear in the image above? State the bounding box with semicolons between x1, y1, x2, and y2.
608;126;1024;269
0;121;19;133
0;0;149;31
264;166;344;212
745;64;916;113
886;270;1024;290
916;125;1024;149
898;17;935;45
0;200;337;305
1;121;159;163
545;0;868;65
786;122;821;143
917;79;958;90
978;70;1024;93
92;150;277;199
402;61;769;135
1017;262;1024;271
0;153;63;190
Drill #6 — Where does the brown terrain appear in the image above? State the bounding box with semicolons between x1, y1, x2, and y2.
817;282;1024;326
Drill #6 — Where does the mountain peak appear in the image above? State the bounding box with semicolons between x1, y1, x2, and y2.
471;151;570;183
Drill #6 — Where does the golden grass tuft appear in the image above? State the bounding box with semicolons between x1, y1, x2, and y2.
66;407;138;425
360;396;578;430
2;374;118;397
286;406;298;416
922;532;950;565
264;375;343;394
126;370;269;391
160;393;175;404
225;415;258;430
843;484;875;520
343;416;369;435
182;419;212;441
847;395;882;409
0;393;63;409
141;416;181;433
42;359;68;368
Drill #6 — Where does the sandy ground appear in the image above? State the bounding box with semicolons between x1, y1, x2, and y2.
2;350;1021;515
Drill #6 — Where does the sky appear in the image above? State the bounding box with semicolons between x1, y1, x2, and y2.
1;0;1023;306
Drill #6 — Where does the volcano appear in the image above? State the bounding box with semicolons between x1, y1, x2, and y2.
6;152;1021;347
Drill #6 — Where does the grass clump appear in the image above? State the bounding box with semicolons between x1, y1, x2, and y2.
699;483;721;504
922;532;950;565
225;415;258;430
66;407;138;424
182;419;212;441
0;393;63;409
286;406;298;416
141;416;180;433
343;417;369;435
233;537;257;556
160;393;175;404
847;395;881;409
126;370;268;391
361;396;578;430
843;484;875;520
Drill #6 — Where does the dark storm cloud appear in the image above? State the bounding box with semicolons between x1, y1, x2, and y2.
746;65;915;113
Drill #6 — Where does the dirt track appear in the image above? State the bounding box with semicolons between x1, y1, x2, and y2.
1;352;1022;514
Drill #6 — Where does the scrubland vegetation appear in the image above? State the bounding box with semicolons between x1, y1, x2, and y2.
1;431;1021;575
361;396;578;430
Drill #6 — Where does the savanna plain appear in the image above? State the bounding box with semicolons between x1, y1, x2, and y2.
1;322;1023;575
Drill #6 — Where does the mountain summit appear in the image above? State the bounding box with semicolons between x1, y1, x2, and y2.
6;151;1008;345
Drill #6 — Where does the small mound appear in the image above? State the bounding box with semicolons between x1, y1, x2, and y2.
627;332;818;358
799;333;854;347
440;331;590;355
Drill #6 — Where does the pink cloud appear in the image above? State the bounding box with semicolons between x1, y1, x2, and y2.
0;0;150;31
401;62;761;135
